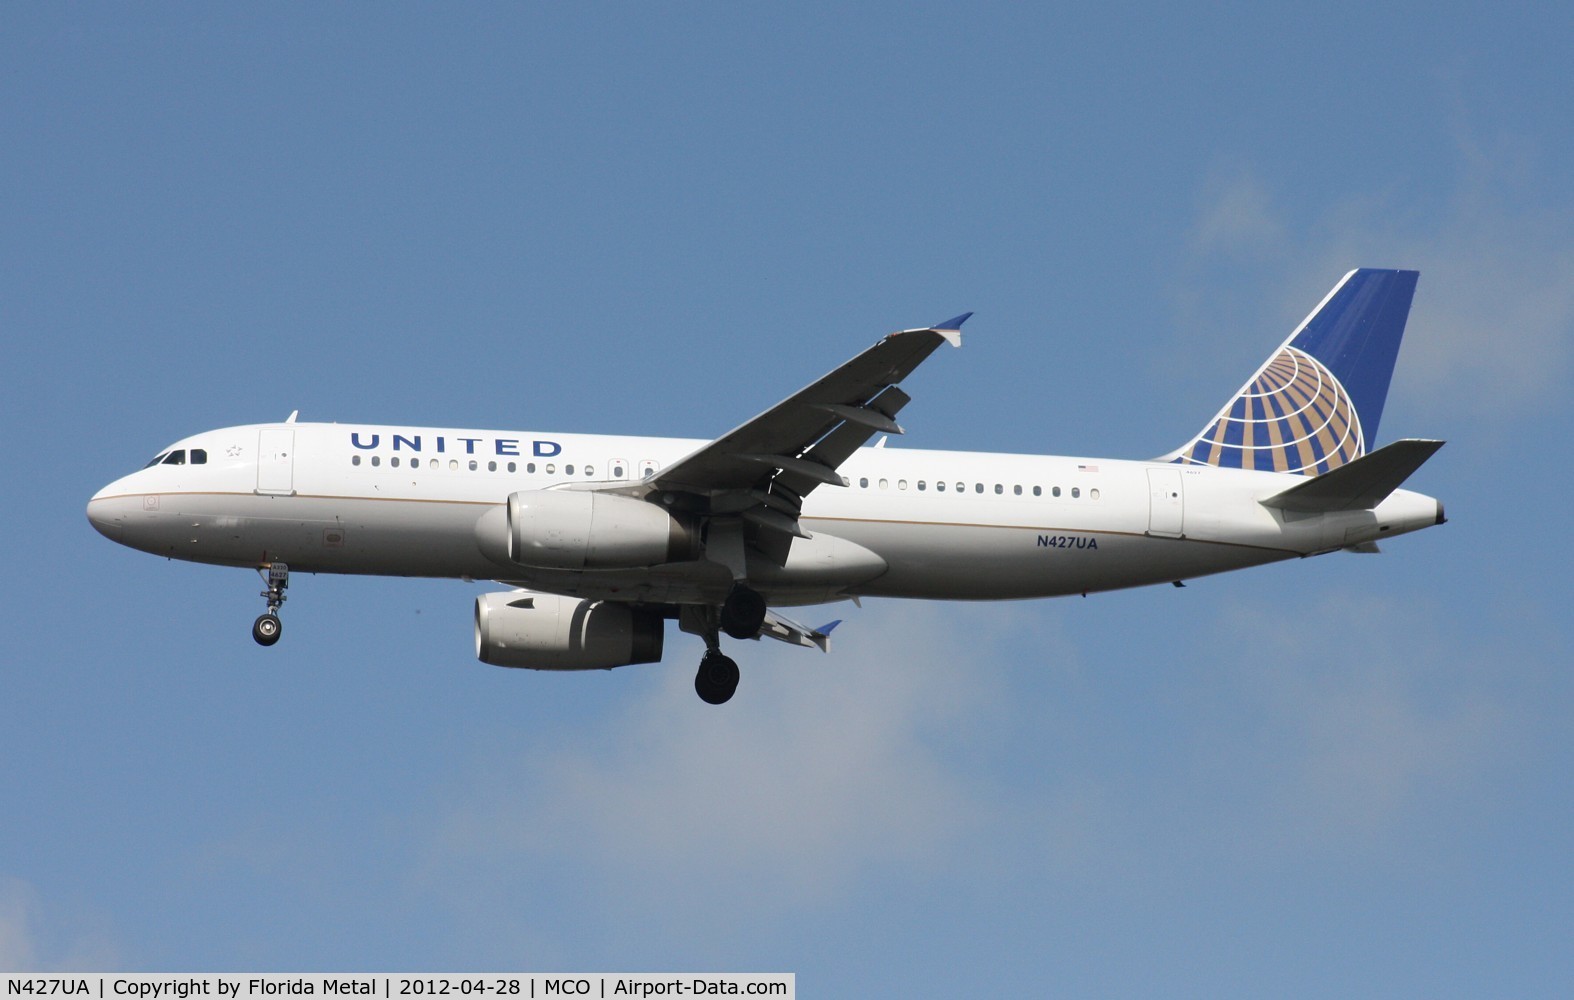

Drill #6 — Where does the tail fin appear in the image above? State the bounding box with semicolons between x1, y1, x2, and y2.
1161;268;1419;476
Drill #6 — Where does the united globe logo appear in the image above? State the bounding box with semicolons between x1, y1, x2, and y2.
1175;346;1364;475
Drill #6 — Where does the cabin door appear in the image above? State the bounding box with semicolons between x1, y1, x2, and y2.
1146;467;1184;537
256;428;296;495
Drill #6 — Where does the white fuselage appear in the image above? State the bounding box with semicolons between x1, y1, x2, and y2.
86;421;1444;608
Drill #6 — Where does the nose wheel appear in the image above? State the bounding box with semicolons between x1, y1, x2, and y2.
253;563;289;646
252;613;282;646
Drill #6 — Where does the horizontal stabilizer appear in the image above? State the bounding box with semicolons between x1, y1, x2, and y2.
1262;438;1444;513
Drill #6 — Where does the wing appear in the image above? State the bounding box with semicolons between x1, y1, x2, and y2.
633;314;968;563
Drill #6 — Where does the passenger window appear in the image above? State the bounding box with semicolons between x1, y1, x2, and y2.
937;481;946;492
898;479;907;490
1013;485;1022;496
1052;486;1061;497
449;460;459;471
614;465;625;478
371;456;381;467
566;465;575;475
468;460;477;471
917;481;926;491
190;449;208;465
955;482;964;493
352;455;361;466
391;457;401;468
1072;487;1081;498
1033;486;1042;497
546;463;556;474
488;461;497;472
860;478;869;488
1091;488;1100;500
585;466;594;477
527;463;536;473
162;450;186;466
879;479;888;489
994;484;1003;495
975;483;983;493
507;462;517;473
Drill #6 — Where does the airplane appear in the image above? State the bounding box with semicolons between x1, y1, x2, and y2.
87;268;1445;704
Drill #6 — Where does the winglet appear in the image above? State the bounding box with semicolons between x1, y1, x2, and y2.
810;619;842;653
932;312;971;348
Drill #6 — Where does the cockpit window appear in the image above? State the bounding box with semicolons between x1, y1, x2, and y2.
190;448;207;465
144;451;171;468
161;450;187;466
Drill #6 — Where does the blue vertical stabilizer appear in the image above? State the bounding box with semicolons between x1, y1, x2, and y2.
1163;269;1419;476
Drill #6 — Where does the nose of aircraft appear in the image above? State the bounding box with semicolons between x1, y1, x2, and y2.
86;482;128;542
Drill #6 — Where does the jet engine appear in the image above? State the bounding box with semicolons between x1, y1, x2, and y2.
474;590;664;670
505;490;696;570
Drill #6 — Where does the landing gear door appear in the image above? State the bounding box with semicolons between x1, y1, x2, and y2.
1146;467;1184;538
256;428;296;496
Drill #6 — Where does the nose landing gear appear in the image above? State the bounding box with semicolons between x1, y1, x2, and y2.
252;563;289;646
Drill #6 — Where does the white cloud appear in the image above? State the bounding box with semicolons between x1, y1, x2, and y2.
414;585;1521;954
1168;593;1508;865
427;601;1015;932
0;876;116;973
1190;170;1286;256
0;878;39;972
1176;135;1574;425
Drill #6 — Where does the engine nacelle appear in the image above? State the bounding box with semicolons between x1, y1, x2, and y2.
474;591;664;670
505;490;695;570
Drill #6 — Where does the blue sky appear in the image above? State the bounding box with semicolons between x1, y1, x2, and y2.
2;3;1570;993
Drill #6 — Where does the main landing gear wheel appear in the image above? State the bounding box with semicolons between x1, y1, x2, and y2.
720;584;767;640
252;613;282;646
695;651;740;705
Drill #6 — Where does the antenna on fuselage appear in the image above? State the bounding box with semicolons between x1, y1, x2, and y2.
285;410;299;424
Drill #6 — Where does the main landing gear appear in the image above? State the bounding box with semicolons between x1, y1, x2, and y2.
692;585;765;705
695;647;740;706
252;563;289;646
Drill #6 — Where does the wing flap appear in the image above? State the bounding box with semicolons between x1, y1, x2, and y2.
777;386;912;497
